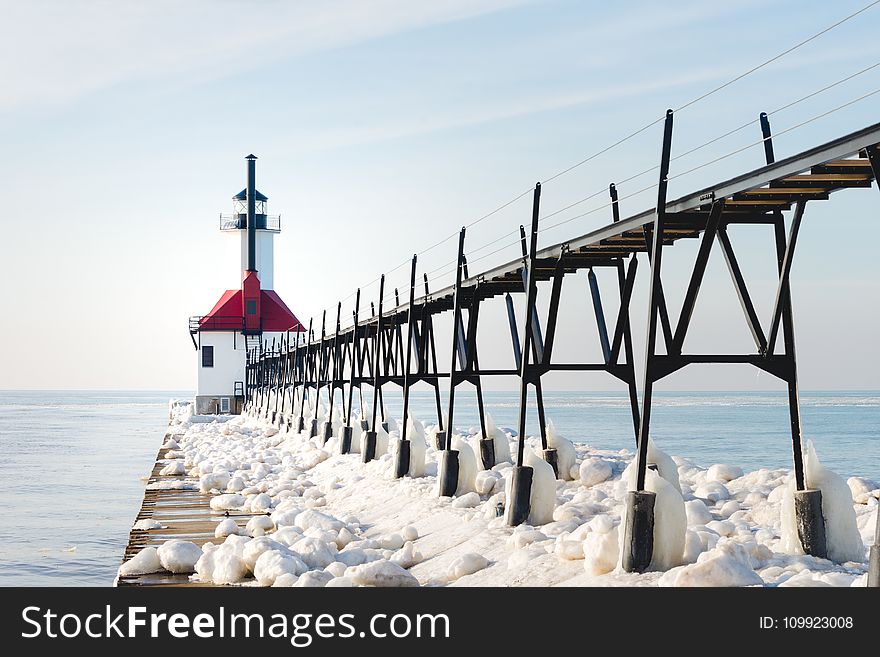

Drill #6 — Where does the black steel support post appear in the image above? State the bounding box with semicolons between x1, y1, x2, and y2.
341;290;361;454
364;276;386;462
507;183;541;526
624;109;673;572
321;303;342;444
614;257;641;439
438;229;467;496
394;256;418;478
868;143;880;587
310;311;326;439
422;273;445;442
297;318;313;433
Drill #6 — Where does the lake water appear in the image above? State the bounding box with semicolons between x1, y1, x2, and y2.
0;389;877;586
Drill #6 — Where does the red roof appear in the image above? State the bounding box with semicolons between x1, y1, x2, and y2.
199;289;304;332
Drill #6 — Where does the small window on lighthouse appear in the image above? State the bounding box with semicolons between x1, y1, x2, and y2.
246;300;257;315
202;346;214;368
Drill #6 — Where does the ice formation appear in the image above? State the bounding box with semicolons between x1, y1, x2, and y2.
523;446;556;525
483;413;511;464
135;401;875;588
451;434;477;494
546;421;576;481
780;441;864;563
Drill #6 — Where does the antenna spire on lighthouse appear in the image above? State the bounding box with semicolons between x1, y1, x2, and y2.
246;154;258;273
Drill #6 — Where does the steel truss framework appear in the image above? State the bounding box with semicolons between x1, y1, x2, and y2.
243;115;880;573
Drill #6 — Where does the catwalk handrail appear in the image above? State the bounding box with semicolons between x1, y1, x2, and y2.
307;119;880;339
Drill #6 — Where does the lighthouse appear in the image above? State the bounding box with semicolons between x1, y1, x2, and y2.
189;155;303;415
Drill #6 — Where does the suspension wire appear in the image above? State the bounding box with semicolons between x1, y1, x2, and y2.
669;86;880;181
674;0;880;113
539;59;880;221
316;2;880;335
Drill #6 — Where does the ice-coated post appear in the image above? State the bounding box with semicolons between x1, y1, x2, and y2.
393;255;419;479
437;448;460;497
340;426;353;454
479;438;495;471
433;430;446;451
622;490;656;572
543;448;559;479
309;418;318;438
869;504;880;587
364;275;386;463
508;183;541;526
506;466;533;526
794;489;827;559
394;440;411;479
438;228;467;497
624;109;674;572
321;420;333;445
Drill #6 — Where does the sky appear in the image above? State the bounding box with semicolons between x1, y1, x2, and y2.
1;0;879;392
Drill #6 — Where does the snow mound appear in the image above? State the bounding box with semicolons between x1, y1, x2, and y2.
579;457;613;487
118;547;163;576
133;518;164;531
447;553;489;581
707;464;743;483
160;460;185;476
583;519;620;575
254;550;308;586
659;540;763;587
214;518;240;538
347;560;419;587
157;540;201;574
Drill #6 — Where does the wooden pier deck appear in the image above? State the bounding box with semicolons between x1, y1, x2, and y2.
116;431;266;587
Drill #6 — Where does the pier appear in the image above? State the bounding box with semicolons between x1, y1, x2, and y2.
243;117;880;573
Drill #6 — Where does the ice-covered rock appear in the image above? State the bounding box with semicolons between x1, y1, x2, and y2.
659;540;762;587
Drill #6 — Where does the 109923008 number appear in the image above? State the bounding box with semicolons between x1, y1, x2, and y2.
783;617;853;629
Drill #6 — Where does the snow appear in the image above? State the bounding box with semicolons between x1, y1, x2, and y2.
156;540;201;574
139;403;874;587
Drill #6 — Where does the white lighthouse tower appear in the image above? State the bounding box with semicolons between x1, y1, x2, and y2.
189;155;303;415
